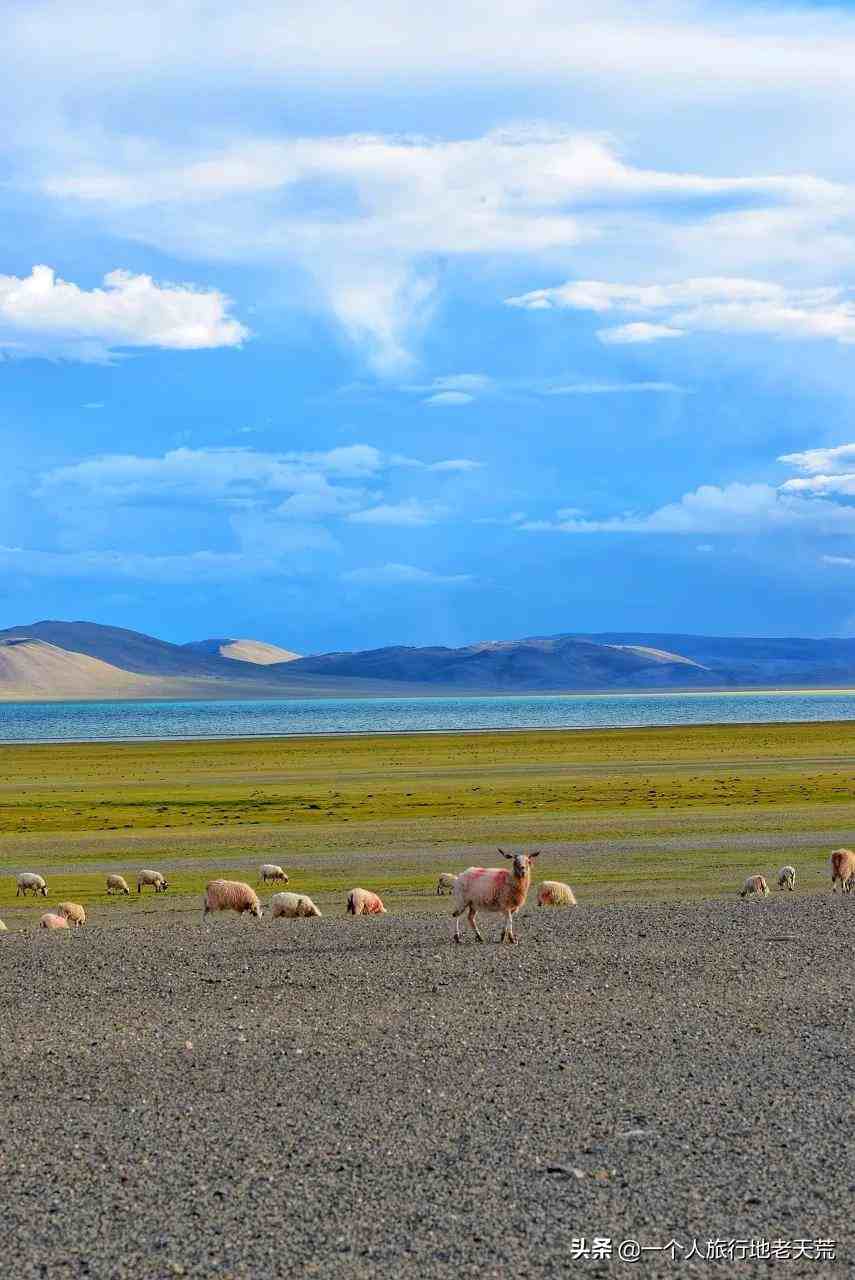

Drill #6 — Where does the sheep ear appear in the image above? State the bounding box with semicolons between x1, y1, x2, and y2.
498;848;511;858
529;850;541;858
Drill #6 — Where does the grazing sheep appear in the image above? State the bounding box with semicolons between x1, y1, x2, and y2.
346;888;387;916
106;874;131;896
16;872;48;898
435;873;458;896
776;865;796;892
137;869;168;895
830;848;855;893
270;891;322;919
739;874;769;899
259;864;289;885
537;880;577;908
0;919;7;932
452;849;540;944
39;913;69;930
57;902;86;927
203;879;263;920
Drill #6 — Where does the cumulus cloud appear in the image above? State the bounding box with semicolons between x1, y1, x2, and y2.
779;443;855;475
342;562;471;586
508;276;855;347
0;265;247;361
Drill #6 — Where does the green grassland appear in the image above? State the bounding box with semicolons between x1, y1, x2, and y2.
1;721;854;926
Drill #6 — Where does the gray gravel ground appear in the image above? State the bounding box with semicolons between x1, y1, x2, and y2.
1;896;852;1278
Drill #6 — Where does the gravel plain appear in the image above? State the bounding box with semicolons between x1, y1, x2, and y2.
1;895;852;1278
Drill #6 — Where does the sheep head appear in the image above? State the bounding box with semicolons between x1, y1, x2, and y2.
498;849;540;878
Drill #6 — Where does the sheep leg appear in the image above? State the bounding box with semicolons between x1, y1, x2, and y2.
467;906;484;942
501;910;517;944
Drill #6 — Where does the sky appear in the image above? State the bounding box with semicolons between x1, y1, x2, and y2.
6;1;855;652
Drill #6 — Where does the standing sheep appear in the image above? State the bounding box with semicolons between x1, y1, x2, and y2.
452;849;540;944
137;869;168;895
106;874;131;896
435;873;458;896
346;888;387;916
16;873;48;897
537;880;577;908
739;874;769;899
39;913;69;930
259;864;289;884
776;865;796;892
830;848;855;893
57;902;86;927
270;892;322;919
203;879;263;920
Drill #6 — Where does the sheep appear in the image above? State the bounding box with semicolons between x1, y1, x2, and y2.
739;874;769;899
270;891;322;919
203;879;263;920
137;869;168;895
39;913;69;930
346;888;387;916
830;848;855;893
435;873;458;896
16;872;47;898
106;874;131;896
0;919;7;932
57;902;86;927
537;880;577;908
452;849;540;944
776;865;796;892
259;864;289;885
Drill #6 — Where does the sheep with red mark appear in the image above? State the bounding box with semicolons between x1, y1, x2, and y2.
830;848;855;893
106;874;131;896
259;864;289;885
537;880;577;908
739;874;769;899
270;891;322;919
346;888;387;916
16;873;48;897
435;873;457;896
203;879;263;920
57;902;86;927
452;848;540;944
776;865;796;892
39;913;69;930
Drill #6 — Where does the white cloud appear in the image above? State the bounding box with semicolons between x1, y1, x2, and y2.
779;443;855;475
547;381;685;394
780;474;855;498
0;545;285;584
423;391;474;406
822;555;855;568
508;275;855;347
342;562;471;586
347;498;445;527
426;459;482;473
0;265;247;361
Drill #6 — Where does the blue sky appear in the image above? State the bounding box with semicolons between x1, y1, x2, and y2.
5;0;855;652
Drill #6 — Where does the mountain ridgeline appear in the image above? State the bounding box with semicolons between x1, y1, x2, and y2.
2;620;855;699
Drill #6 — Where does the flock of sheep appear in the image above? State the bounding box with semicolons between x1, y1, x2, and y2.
4;847;854;941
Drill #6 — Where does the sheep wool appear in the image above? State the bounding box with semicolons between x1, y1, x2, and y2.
137;869;168;894
830;848;855;893
435;873;458;896
16;873;48;897
452;849;540;944
739;874;769;898
0;919;7;932
259;864;289;884
270;892;322;919
203;879;263;919
346;888;387;916
776;865;796;892
537;880;577;908
39;913;69;930
57;902;86;927
106;874;131;895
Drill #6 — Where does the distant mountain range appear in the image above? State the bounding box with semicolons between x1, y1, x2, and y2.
2;619;855;700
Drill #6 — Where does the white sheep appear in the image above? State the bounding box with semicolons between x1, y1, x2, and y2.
39;912;69;930
203;879;263;919
830;848;855;893
106;874;131;896
435;873;458;896
270;891;322;919
259;864;289;884
739;874;769;899
57;902;86;927
537;880;577;907
16;872;48;898
0;919;7;932
137;869;168;895
776;865;796;892
452;849;540;944
346;888;387;916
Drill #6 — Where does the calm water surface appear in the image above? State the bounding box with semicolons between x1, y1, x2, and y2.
2;691;855;743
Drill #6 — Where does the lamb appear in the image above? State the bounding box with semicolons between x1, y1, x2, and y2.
452;849;540;944
739;874;769;898
259;864;289;884
346;888;387;916
537;880;577;908
39;912;69;930
830;848;855;893
776;865;796;892
16;872;47;897
106;874;131;896
203;879;263;919
270;891;322;919
137;869;168;895
57;902;86;927
435;873;458;896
